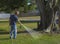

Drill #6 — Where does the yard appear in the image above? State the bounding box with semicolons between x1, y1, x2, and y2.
0;16;60;44
0;33;60;44
0;21;60;44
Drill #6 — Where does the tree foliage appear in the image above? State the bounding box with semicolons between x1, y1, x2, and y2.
0;0;29;12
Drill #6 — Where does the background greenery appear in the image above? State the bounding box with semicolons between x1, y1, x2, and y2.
0;0;37;13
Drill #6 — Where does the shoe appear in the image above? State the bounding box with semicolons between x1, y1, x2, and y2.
10;37;12;39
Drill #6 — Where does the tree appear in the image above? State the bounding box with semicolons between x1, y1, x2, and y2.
57;0;60;31
36;0;60;32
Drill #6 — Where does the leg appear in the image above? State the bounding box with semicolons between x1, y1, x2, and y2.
10;25;14;39
13;25;17;39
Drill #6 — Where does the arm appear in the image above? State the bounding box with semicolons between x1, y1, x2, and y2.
18;19;22;28
14;15;22;28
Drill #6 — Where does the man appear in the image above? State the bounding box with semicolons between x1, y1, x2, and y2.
9;9;19;39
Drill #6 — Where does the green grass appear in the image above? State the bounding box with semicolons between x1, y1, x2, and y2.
20;16;40;20
0;16;40;31
0;21;37;31
0;21;60;44
0;34;60;44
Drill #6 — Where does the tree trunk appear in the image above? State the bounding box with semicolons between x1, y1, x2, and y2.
36;0;53;31
58;9;60;30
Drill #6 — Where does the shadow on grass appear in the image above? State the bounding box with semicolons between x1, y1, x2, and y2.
0;38;9;41
0;30;28;34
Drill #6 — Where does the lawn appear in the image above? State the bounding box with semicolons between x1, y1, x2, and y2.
0;16;40;31
0;21;60;44
0;34;60;44
0;21;37;32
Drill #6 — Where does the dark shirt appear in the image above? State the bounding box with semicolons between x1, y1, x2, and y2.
9;14;18;25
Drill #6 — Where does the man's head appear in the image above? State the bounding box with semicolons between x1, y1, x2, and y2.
15;11;19;15
11;8;19;15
